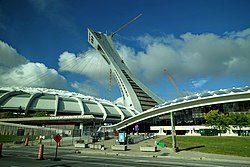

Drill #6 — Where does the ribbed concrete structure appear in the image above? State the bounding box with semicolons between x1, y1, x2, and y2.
0;87;139;124
88;29;164;112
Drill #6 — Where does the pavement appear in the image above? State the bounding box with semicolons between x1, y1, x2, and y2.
65;135;250;165
4;135;250;165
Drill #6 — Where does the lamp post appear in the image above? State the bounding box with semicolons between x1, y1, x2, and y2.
170;112;177;151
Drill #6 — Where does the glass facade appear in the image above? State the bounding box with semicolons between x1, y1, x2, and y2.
127;100;250;133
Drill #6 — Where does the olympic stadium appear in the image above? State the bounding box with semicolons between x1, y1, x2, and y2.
0;87;138;125
1;28;250;136
0;86;249;135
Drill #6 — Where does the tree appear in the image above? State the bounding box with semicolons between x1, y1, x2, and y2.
230;113;249;136
205;110;230;136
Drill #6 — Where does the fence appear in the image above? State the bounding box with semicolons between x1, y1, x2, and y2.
0;122;57;144
0;123;109;146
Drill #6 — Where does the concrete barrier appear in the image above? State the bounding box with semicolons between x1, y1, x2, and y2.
74;143;88;148
89;144;104;150
111;145;127;151
140;146;157;152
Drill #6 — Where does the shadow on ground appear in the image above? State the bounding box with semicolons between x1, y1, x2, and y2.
178;145;205;151
160;153;170;156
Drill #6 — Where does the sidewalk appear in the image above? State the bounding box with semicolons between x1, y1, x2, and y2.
5;135;250;164
71;136;250;164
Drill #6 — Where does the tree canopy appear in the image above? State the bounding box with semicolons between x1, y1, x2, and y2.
204;110;230;136
230;113;249;133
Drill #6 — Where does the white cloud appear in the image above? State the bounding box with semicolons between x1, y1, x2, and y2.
71;81;100;97
0;41;28;68
137;43;182;81
116;44;141;75
58;28;250;92
134;28;250;82
191;79;208;88
59;50;110;85
0;40;67;89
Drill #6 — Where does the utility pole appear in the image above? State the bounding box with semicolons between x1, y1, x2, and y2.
170;112;177;151
163;68;179;151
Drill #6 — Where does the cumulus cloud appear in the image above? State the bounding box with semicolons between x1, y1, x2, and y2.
59;49;110;85
0;41;28;68
71;81;100;97
191;79;208;88
58;28;250;91
0;40;67;89
135;29;250;81
116;44;140;74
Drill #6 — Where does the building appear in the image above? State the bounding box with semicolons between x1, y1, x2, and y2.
0;87;138;131
88;29;164;112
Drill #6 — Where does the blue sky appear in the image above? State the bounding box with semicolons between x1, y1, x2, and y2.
0;0;250;102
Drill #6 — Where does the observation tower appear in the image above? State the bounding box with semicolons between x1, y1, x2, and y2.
88;28;164;112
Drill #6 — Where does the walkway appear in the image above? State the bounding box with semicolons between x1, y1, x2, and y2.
71;136;250;164
4;135;250;165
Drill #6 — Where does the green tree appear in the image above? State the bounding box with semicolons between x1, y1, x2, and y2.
230;113;249;135
205;110;230;136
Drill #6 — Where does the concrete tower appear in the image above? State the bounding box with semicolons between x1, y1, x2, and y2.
88;29;164;112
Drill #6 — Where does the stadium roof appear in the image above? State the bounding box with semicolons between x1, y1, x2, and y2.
0;87;139;124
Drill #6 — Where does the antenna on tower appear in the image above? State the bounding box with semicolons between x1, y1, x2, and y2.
110;14;142;38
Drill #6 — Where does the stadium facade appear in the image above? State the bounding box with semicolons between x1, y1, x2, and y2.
0;87;138;126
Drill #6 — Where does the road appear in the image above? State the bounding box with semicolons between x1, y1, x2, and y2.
1;146;250;167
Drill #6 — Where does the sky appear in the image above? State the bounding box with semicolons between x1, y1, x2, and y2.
0;0;250;103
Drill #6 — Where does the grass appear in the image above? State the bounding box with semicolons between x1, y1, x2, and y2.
159;136;250;157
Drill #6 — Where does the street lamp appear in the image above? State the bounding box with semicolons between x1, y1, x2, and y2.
170;112;177;151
